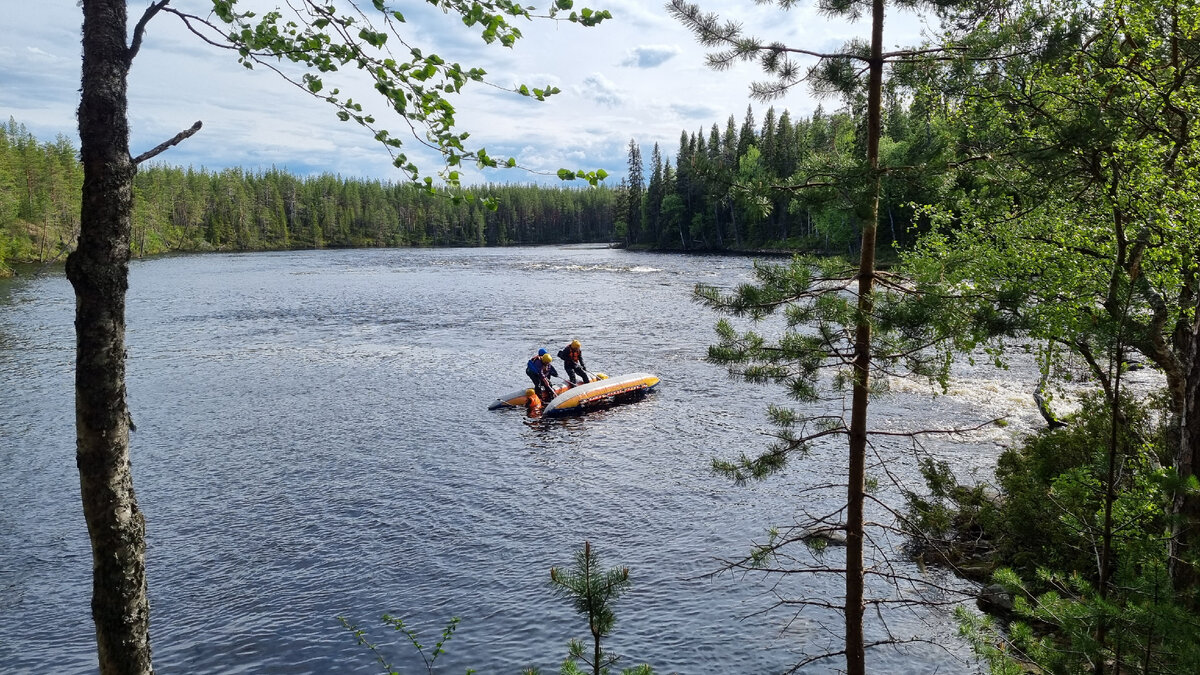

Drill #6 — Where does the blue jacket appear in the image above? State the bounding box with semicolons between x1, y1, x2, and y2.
527;357;558;379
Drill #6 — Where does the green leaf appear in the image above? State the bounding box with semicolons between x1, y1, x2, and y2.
358;28;387;47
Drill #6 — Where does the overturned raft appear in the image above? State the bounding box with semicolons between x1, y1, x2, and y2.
541;373;659;417
487;382;575;411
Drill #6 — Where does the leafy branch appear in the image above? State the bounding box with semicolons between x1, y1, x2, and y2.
152;0;610;201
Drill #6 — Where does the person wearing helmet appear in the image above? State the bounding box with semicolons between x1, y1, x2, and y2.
526;350;559;402
557;339;589;384
524;388;543;418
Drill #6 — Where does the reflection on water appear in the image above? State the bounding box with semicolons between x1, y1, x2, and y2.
0;245;1118;674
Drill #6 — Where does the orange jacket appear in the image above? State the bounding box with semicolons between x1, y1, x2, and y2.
559;345;583;365
526;392;543;417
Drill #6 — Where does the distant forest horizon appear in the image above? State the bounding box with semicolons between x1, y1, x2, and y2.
2;97;929;274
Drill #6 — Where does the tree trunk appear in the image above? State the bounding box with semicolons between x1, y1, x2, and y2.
729;198;741;247
66;1;153;673
845;2;885;674
712;202;724;248
1173;310;1200;609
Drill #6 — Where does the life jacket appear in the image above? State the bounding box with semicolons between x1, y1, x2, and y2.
526;392;543;417
526;356;543;376
559;345;582;363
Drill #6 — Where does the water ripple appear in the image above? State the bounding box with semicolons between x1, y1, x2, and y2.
0;247;1091;673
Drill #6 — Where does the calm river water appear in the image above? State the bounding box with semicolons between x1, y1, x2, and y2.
1;246;1072;673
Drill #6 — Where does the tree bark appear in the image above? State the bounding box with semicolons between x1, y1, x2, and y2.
66;1;153;673
1173;310;1200;609
844;2;885;674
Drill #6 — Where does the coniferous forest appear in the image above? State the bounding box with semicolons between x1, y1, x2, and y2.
0;117;620;267
1;98;918;273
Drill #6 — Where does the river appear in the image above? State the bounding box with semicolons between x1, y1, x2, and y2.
0;245;1080;673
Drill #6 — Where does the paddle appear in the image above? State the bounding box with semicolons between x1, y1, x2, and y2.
538;374;559;401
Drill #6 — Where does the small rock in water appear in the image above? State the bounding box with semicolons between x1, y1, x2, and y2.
977;583;1015;616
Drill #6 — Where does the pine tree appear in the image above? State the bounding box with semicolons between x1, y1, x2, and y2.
549;541;649;675
670;1;964;671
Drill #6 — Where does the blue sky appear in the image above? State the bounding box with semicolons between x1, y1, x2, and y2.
1;1;929;186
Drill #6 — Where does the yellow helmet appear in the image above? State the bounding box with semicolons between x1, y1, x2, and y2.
525;389;536;397
541;353;553;363
570;340;581;349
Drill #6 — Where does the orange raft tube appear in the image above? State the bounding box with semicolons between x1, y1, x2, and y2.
487;382;575;411
541;372;659;417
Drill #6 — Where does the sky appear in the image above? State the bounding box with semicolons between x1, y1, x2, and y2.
1;1;932;187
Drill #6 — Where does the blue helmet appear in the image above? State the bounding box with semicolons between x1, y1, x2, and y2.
538;348;548;356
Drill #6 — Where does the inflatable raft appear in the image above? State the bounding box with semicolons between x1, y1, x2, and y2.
487;374;610;410
487;382;576;410
541;372;659;417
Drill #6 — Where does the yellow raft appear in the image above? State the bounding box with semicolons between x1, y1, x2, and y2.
541;372;659;417
487;382;574;410
487;373;609;410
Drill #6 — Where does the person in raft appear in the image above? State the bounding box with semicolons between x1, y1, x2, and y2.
557;339;589;385
526;350;559;402
524;388;543;418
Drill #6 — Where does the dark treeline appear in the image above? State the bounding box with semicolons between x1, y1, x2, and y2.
619;96;935;254
0;117;618;270
1;95;934;274
126;166;618;254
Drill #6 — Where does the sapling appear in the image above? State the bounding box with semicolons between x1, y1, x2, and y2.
549;541;651;675
339;614;470;675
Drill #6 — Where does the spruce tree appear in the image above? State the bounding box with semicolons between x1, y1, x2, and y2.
625;139;644;245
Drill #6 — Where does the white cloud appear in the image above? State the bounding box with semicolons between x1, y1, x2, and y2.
24;46;58;61
620;45;682;68
670;102;722;121
0;2;932;186
577;73;623;107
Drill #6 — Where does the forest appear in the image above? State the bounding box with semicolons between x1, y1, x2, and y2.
0;117;619;266
1;97;915;274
